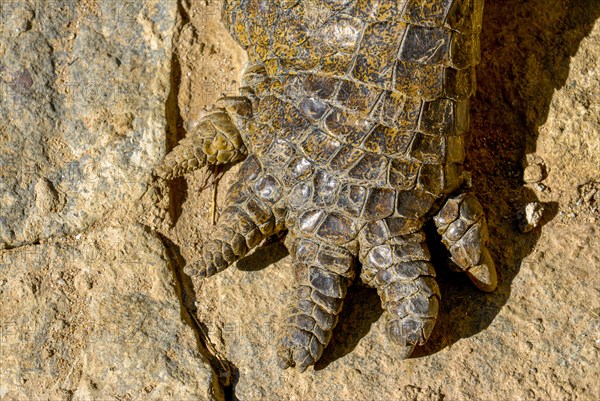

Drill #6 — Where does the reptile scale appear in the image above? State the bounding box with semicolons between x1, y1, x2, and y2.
153;0;497;372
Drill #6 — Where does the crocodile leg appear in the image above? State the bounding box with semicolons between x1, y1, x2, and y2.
142;100;250;229
433;192;497;292
184;155;284;278
155;108;247;180
276;234;356;372
359;223;440;358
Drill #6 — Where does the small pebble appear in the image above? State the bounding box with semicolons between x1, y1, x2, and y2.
583;188;597;203
518;202;545;233
523;164;544;183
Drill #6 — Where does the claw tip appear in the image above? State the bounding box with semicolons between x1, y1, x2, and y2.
397;344;416;360
276;350;293;370
467;263;497;292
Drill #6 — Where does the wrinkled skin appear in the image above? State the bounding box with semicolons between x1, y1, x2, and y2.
153;0;497;372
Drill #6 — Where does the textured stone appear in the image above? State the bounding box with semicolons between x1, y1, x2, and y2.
523;164;545;183
0;225;222;401
0;0;177;248
518;202;545;233
1;0;599;399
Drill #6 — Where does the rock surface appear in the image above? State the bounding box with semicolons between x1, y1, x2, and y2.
1;0;599;400
0;0;176;248
523;164;545;184
518;202;546;233
167;1;600;400
1;1;224;400
0;225;222;401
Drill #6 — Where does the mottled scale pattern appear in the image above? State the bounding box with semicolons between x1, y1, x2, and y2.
156;0;497;372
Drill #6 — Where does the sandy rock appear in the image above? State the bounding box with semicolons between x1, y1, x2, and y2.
523;154;546;184
518;202;546;233
1;0;599;399
535;12;600;199
578;181;599;206
0;1;177;248
0;225;222;401
523;164;545;184
165;1;600;400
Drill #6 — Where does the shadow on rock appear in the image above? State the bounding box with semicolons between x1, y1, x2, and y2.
413;1;600;358
315;286;384;371
236;239;289;272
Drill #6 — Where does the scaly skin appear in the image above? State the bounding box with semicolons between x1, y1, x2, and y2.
154;0;497;371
